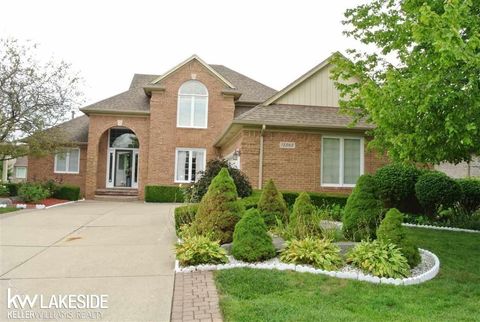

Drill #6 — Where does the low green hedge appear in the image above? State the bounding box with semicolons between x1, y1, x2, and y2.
145;185;184;203
53;185;81;201
239;190;348;210
282;191;348;208
174;204;199;231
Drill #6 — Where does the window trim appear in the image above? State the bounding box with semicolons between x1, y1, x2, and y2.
320;136;364;187
15;166;27;179
174;147;207;183
176;80;209;129
54;148;81;174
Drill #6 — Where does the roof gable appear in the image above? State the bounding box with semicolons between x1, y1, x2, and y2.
262;53;342;107
151;55;235;89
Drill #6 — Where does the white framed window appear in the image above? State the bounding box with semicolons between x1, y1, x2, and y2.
54;148;80;174
15;167;27;179
177;80;208;128
175;148;206;183
321;136;364;187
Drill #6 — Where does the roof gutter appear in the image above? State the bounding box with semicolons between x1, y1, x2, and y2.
258;124;266;189
80;108;150;117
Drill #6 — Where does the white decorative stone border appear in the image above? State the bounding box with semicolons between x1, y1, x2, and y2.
402;223;480;233
175;248;440;286
0;199;85;210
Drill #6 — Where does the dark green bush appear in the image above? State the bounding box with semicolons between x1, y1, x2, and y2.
193;168;244;244
5;183;22;196
375;164;422;211
342;174;384;241
239;190;261;210
42;180;59;197
53;185;80;201
145;185;184;203
457;178;480;212
287;192;321;239
174;204;199;231
258;179;288;226
377;208;420;267
232;208;276;262
415;172;463;215
18;183;50;203
184;159;252;202
283;191;348;208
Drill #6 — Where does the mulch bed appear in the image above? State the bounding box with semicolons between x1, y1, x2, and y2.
12;198;70;209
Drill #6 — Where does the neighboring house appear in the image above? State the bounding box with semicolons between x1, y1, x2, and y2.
435;157;480;178
28;54;388;199
11;156;28;182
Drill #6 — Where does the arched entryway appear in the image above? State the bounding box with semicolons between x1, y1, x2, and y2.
104;127;140;188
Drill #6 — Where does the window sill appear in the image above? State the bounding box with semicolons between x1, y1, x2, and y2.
176;125;208;130
321;184;356;188
54;171;80;175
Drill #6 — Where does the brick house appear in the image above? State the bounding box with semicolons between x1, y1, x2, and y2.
27;54;388;199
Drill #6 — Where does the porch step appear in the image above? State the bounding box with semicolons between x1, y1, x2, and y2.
95;188;138;197
94;195;139;202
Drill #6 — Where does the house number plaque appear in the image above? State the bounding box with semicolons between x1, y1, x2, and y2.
279;142;296;149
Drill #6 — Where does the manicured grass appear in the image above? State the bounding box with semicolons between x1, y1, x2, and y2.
0;207;19;214
215;228;480;322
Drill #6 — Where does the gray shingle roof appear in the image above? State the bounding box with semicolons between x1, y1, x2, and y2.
209;65;277;103
234;104;374;130
81;66;276;114
54;115;90;143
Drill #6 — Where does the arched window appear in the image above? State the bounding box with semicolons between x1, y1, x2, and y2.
177;80;208;128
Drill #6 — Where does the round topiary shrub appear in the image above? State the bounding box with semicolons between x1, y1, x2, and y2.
415;171;463;215
377;208;420;267
257;179;288;226
231;208;276;262
193;168;245;244
375;164;421;209
342;174;383;241
457;178;480;212
288;192;321;239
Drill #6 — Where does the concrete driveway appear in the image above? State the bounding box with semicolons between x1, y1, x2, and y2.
0;201;177;322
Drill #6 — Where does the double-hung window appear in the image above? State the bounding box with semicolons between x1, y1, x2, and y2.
54;148;80;174
321;137;363;187
15;167;27;179
177;80;208;128
175;148;206;183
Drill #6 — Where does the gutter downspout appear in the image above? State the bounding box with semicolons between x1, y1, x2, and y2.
258;124;266;189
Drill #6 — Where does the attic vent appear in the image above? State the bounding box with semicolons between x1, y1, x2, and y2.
191;73;197;79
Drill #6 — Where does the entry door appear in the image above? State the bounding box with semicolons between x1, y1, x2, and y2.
114;150;133;187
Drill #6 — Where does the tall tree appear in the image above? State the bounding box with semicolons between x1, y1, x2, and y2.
331;0;480;164
0;38;83;161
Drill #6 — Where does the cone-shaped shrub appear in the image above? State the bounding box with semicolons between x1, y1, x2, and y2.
193;168;244;244
377;208;420;267
287;192;320;239
342;174;383;241
258;179;288;226
232;208;276;262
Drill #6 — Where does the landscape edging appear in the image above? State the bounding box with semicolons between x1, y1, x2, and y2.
174;248;440;286
402;223;480;233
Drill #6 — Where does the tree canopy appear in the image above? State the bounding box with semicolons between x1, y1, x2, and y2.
331;0;480;164
0;38;83;161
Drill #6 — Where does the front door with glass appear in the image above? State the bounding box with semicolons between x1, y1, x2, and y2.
106;128;139;189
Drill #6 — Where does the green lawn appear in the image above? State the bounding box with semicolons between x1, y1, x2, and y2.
215;228;480;322
0;207;19;214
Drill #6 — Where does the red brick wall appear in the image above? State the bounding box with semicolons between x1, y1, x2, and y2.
233;129;389;194
146;60;235;185
27;145;88;196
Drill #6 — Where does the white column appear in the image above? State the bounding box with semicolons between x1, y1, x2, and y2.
2;159;8;182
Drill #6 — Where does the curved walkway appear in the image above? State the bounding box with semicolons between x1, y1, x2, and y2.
0;201;177;322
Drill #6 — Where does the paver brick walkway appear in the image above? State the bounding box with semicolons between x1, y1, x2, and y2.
171;271;223;322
